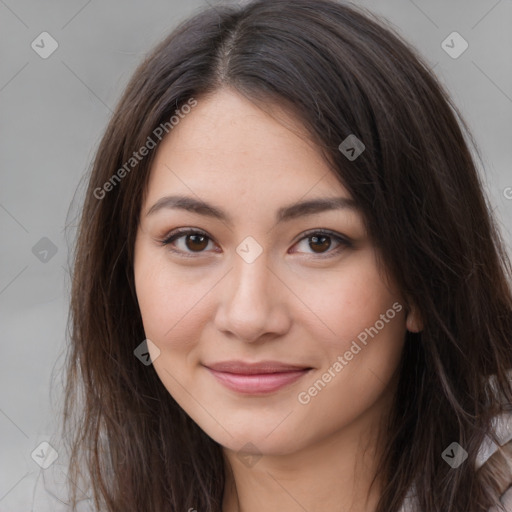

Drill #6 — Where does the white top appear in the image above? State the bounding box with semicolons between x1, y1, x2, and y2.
398;410;512;512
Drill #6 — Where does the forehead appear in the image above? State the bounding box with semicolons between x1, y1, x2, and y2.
144;88;350;208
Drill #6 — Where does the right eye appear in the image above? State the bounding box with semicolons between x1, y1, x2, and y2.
160;228;219;257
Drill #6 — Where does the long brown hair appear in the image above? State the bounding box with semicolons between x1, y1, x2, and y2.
61;0;512;510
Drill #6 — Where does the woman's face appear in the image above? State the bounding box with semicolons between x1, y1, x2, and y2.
134;88;415;457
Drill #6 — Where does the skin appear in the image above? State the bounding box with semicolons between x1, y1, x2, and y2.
133;87;422;512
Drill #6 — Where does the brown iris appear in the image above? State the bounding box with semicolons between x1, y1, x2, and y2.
186;234;209;251
309;235;331;253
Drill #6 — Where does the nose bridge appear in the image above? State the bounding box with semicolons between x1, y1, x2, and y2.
215;247;288;341
230;249;273;314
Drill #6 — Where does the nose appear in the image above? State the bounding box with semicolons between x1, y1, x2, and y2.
213;253;291;343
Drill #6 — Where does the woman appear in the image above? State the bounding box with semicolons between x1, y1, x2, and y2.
59;0;512;510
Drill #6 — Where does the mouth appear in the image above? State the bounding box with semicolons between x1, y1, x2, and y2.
203;360;313;394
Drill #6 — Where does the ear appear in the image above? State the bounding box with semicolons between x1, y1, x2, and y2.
405;304;423;333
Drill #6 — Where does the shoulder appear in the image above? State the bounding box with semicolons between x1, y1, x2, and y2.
476;410;512;470
479;409;512;512
488;486;512;512
399;409;512;512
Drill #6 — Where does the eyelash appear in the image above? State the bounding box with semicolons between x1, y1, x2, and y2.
158;228;352;259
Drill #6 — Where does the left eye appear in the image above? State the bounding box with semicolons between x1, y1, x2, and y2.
160;229;350;257
292;230;350;256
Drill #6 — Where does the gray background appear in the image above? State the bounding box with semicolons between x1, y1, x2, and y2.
1;0;511;509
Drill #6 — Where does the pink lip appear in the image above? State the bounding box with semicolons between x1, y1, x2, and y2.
204;360;312;394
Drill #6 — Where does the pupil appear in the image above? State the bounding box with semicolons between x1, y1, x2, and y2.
310;235;330;253
187;234;208;251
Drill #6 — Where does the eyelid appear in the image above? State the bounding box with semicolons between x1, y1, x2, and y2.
159;227;352;258
160;226;210;244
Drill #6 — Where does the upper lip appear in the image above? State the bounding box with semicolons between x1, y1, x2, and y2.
204;360;312;374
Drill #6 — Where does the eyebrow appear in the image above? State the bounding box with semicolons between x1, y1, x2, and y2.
145;194;358;225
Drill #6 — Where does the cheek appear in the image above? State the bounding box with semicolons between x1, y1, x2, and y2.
293;251;406;412
296;294;406;434
134;253;208;407
134;249;209;350
292;251;403;351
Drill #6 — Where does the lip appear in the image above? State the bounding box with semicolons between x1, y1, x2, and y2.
205;360;312;374
204;360;313;394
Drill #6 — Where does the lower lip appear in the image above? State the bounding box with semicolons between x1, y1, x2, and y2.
206;367;311;394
